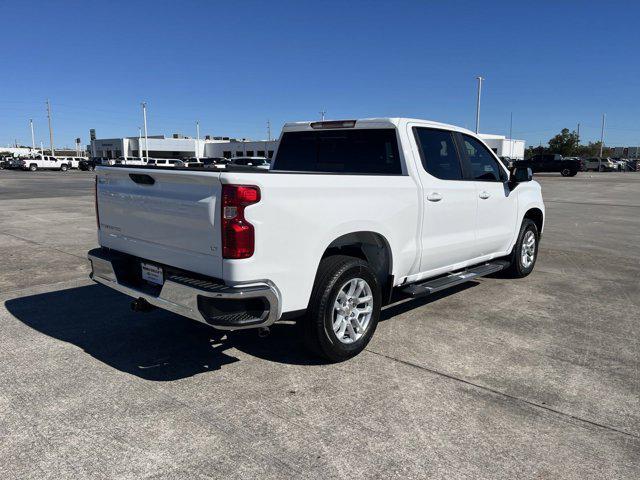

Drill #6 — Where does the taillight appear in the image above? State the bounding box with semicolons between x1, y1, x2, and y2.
221;184;260;259
94;175;100;229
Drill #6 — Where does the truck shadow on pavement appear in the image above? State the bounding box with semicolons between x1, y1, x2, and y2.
5;282;478;381
5;284;323;381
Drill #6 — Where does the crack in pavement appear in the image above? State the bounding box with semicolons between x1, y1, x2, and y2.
364;348;640;442
0;231;88;261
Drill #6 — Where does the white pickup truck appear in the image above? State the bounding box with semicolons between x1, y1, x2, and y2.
21;155;71;171
88;118;544;361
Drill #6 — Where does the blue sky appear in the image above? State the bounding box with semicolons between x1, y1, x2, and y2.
2;0;639;148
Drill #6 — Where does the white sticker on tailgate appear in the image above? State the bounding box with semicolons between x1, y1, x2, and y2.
141;263;164;285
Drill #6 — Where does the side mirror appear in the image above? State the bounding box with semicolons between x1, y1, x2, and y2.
509;166;532;187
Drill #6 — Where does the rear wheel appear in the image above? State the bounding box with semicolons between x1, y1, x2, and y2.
60;164;68;172
29;164;37;171
561;168;571;176
300;255;381;362
504;219;539;278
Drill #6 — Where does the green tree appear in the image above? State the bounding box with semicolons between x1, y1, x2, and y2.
548;128;579;156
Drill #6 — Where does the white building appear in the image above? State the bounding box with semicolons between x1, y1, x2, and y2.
478;134;526;160
90;134;277;160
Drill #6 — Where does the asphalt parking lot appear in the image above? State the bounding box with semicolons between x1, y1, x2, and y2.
1;169;639;479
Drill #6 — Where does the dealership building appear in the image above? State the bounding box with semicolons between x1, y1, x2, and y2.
90;134;278;160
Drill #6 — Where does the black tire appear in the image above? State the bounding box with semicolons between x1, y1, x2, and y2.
560;168;571;177
60;164;68;172
29;164;37;172
569;170;578;177
599;165;605;172
503;219;539;278
300;255;381;362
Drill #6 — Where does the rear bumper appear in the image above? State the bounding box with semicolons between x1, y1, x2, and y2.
88;248;280;330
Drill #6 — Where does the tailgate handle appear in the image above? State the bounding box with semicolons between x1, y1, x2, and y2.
129;173;155;185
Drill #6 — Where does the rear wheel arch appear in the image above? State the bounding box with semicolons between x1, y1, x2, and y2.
319;231;393;304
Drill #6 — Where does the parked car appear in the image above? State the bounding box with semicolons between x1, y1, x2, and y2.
88;117;545;361
145;158;185;168
56;156;87;169
0;156;13;169
583;157;617;172
79;158;97;171
517;154;579;176
21;155;71;171
204;157;231;168
183;157;229;168
610;159;626;171
113;157;147;166
230;156;271;169
9;157;24;169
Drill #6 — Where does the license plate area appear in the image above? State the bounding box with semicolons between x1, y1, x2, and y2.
141;262;164;285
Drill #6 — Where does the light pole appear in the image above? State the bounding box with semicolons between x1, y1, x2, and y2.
46;99;55;156
599;113;606;158
195;120;200;161
320;110;326;121
141;102;149;161
29;119;36;154
138;127;142;159
475;76;484;134
267;119;271;141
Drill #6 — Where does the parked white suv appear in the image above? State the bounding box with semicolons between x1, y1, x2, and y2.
21;155;71;171
88;118;544;361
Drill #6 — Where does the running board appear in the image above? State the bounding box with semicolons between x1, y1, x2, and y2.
402;260;509;297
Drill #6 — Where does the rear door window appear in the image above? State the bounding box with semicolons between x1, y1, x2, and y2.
273;128;402;174
413;127;463;180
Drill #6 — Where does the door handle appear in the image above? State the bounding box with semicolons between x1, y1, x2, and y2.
426;192;443;202
479;191;490;199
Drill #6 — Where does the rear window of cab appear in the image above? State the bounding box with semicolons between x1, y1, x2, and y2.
272;128;402;174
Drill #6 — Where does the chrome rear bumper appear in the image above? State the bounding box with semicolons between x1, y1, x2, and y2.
88;248;280;330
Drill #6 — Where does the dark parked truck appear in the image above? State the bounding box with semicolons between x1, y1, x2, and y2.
517;154;580;177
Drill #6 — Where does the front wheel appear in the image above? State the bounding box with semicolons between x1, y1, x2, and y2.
60;164;68;172
300;255;381;362
504;219;539;278
561;168;571;176
29;164;37;172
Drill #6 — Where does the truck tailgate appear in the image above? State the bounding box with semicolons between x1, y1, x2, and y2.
96;167;223;278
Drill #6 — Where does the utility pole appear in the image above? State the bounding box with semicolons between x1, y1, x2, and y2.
29;119;36;154
509;112;513;158
141;102;149;161
40;141;44;155
320;110;326;121
46;99;55;156
599;113;606;158
267;120;271;141
475;76;484;134
577;122;580;144
195;120;200;161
